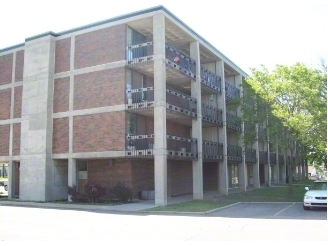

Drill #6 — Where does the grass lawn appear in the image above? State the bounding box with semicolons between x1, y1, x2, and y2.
146;183;310;212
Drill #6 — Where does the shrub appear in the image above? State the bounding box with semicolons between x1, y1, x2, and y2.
84;183;106;203
110;181;133;203
67;185;79;202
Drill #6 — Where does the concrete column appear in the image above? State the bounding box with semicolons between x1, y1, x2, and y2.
190;41;203;200
216;60;228;195
265;122;271;186
253;123;260;188
236;74;246;192
273;143;279;183
153;13;167;206
8;161;15;199
68;158;77;201
19;34;56;201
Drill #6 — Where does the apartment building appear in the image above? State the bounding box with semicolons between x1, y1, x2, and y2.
0;6;300;206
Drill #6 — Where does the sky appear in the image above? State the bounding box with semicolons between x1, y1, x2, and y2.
0;0;327;74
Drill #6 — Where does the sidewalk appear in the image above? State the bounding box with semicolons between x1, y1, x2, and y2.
0;191;220;213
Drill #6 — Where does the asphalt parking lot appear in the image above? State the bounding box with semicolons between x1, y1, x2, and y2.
209;202;327;220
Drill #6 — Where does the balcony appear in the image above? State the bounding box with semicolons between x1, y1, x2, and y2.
226;113;241;131
259;151;268;164
225;81;240;101
166;87;197;118
167;135;198;159
202;102;223;126
278;154;284;164
203;141;223;160
270;152;277;164
126;41;196;82
126;87;154;111
227;145;242;162
245;148;256;163
200;65;221;93
126;134;154;157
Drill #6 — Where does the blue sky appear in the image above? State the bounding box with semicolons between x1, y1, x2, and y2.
0;0;326;74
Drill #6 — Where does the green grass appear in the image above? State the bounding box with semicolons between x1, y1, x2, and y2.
146;185;308;212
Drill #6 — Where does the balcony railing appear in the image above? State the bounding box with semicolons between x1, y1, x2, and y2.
200;65;221;93
167;135;198;158
270;152;277;164
203;141;223;160
166;87;197;117
278;154;284;164
165;43;196;79
225;81;240;100
245;148;256;163
126;87;154;110
227;145;242;161
126;134;154;157
126;41;154;65
226;113;241;131
202;102;223;126
259;151;268;164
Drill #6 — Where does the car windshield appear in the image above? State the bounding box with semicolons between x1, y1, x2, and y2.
311;182;327;190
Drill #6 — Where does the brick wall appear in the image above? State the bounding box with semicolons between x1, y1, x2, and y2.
13;86;22;118
55;38;71;73
87;159;133;195
167;121;190;137
15;50;24;82
0;89;11;120
168;160;192;197
74;68;125;110
0;125;10;156
131;160;154;196
53;77;69;113
12;123;21;156
75;24;126;69
73;112;125;152
0;53;13;85
52;118;69;154
203;162;217;191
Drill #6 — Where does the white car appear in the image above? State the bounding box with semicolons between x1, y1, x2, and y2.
303;180;327;210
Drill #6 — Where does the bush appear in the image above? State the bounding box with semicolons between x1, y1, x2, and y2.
110;181;133;203
67;185;79;202
84;183;106;203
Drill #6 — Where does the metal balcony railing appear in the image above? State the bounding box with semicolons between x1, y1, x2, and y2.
227;145;242;161
226;113;241;131
278;154;284;164
126;134;154;157
203;141;223;160
166;87;197;117
259;151;268;164
126;41;154;65
200;65;221;93
245;148;256;163
225;81;240;100
270;152;277;164
126;87;154;110
165;43;196;79
201;102;223;126
167;135;198;158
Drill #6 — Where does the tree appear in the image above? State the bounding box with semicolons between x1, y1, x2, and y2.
244;62;327;196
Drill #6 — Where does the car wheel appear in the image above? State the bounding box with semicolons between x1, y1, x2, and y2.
4;185;8;191
303;205;310;210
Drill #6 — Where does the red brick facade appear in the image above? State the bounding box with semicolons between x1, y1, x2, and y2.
0;125;10;156
73;112;125;152
15;50;24;82
0;53;13;85
53;77;70;113
74;68;125;110
203;162;218;191
55;38;71;73
12;123;21;156
131;160;154;195
0;89;11;120
52;118;69;154
74;25;126;69
168;160;192;197
13;86;22;118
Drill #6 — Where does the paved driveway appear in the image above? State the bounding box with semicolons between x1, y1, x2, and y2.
209;202;327;220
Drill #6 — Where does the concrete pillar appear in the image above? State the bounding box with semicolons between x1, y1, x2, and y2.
190;41;203;200
253;123;260;188
265;123;271;186
153;13;167;206
216;60;228;195
19;33;56;201
236;74;246;192
273;143;279;183
68;158;77;201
